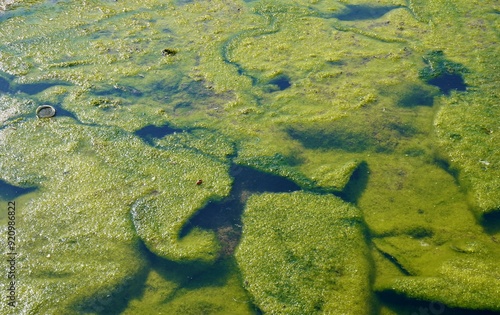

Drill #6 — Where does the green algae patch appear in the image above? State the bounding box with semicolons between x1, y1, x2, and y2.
297;150;363;192
236;192;372;314
358;155;481;238
0;119;148;314
155;128;235;161
128;135;233;263
126;148;232;263
375;256;500;311
414;0;500;218
124;258;255;315
434;90;500;217
373;232;500;311
0;115;232;312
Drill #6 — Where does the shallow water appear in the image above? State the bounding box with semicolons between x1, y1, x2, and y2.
0;0;499;314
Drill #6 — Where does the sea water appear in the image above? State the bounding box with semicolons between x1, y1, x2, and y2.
0;0;499;314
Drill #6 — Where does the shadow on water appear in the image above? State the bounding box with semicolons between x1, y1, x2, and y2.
134;123;184;145
287;109;419;153
335;5;402;21
100;242;263;315
17;81;72;95
419;51;468;96
75;243;151;315
181;164;300;257
481;210;500;235
398;85;436;107
265;75;291;92
0;76;10;93
45;104;79;120
337;161;369;205
427;73;466;95
377;290;500;315
92;85;143;98
0;179;37;200
288;126;373;152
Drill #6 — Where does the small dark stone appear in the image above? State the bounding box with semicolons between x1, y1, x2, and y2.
162;48;178;56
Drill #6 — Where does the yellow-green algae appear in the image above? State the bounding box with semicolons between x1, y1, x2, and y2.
0;116;231;313
0;0;499;313
0;121;147;314
123;259;255;315
236;192;372;314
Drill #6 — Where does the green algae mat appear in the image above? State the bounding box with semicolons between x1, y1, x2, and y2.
0;0;499;314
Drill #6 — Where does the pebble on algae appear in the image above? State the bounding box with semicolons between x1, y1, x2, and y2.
36;105;56;118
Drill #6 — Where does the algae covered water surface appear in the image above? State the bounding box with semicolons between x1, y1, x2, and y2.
0;0;499;314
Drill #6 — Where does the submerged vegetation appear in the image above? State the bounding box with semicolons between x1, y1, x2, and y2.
0;0;499;314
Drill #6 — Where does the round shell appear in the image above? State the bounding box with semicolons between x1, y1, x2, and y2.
36;105;56;118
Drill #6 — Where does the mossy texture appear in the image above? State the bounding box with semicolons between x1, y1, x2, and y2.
236;192;371;314
420;0;500;216
1;0;499;313
0;119;147;314
0;117;231;312
434;91;500;216
123;259;255;315
376;256;500;311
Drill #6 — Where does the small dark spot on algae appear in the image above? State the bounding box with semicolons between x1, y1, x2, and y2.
407;226;433;239
162;48;178;56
